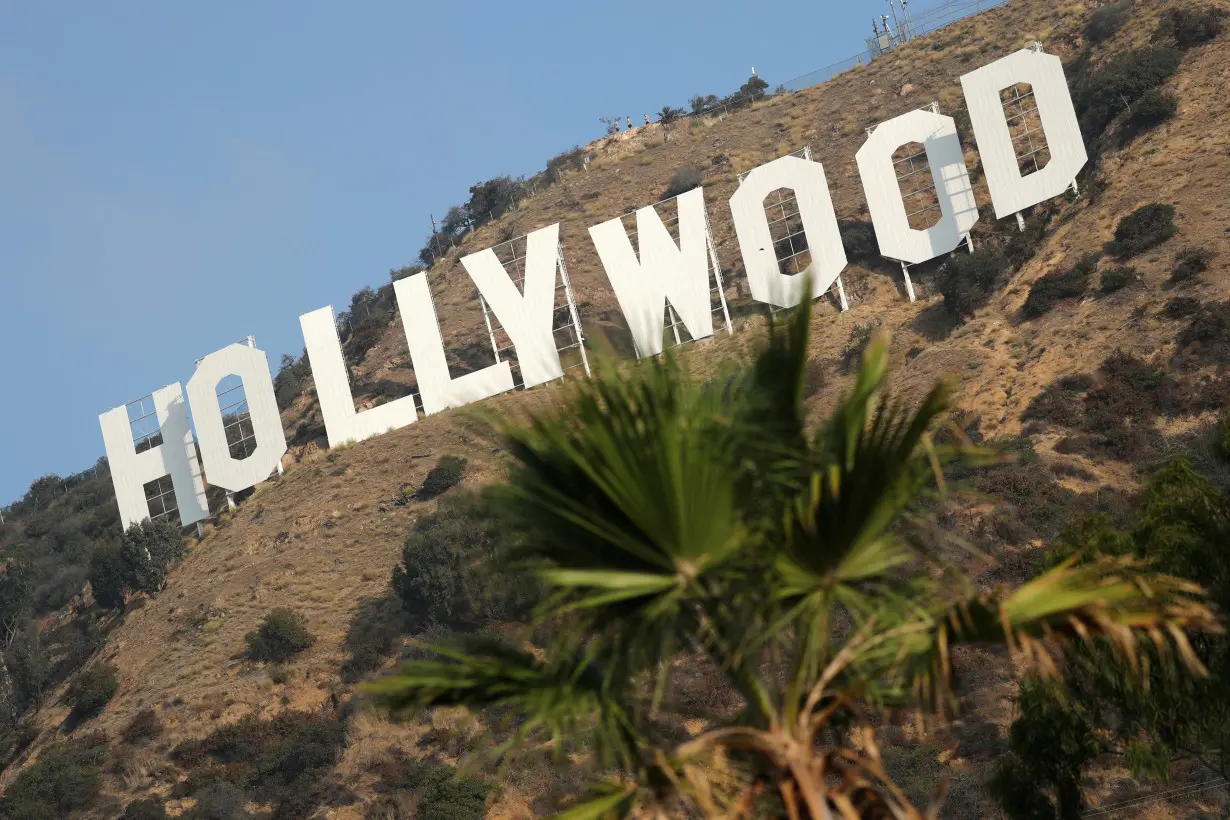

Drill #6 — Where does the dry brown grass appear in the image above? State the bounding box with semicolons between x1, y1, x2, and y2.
8;0;1230;814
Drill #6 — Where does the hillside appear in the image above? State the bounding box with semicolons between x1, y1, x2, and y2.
4;0;1230;817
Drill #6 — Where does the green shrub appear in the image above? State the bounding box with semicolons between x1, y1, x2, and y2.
88;542;128;610
1171;246;1215;284
172;711;347;818
88;519;185;610
1156;6;1225;48
663;167;703;199
66;662;118;719
244;609;316;662
367;748;489;820
4;625;50;714
122;707;163;744
1086;0;1133;43
838;219;880;263
840;323;880;374
1176;300;1230;365
938;249;1010;320
182;782;251;819
340;596;405;683
1123;87;1178;137
392;490;536;628
1021;253;1101;318
1021;374;1094;428
1105;204;1176;259
1216;414;1230;464
1163;296;1201;320
1099;265;1136;294
123;797;169;820
1077;48;1181;137
0;732;107;819
268;666;289;685
413;455;468;502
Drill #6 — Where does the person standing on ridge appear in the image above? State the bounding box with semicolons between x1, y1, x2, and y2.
644;113;651;126
626;116;633;130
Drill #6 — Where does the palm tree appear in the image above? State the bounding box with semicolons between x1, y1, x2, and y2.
366;299;1217;819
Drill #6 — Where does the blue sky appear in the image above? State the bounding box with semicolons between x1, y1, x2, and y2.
0;0;887;504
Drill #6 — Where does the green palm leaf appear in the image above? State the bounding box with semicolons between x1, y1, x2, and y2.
364;634;642;768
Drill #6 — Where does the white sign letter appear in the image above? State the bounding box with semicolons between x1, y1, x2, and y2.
99;384;209;528
393;273;515;415
960;47;1087;219
460;223;563;388
856;109;978;265
186;343;288;492
730;156;846;309
588;187;714;357
301;306;419;448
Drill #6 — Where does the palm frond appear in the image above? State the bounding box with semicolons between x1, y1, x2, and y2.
363;634;642;768
873;555;1220;712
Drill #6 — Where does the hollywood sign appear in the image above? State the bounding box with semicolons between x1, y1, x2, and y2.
99;47;1087;530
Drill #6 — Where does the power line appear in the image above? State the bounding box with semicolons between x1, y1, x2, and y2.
1081;778;1228;817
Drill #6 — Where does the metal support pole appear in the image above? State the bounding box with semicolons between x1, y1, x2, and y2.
964;233;976;252
226;493;236;511
704;214;733;334
1015;212;1027;232
1070;178;1081;199
478;294;501;362
900;261;917;302
557;243;591;377
666;305;683;347
834;277;850;312
196;522;205;539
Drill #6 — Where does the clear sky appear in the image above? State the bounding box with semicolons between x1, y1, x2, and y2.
0;0;888;504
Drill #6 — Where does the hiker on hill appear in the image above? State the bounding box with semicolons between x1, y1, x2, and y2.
644;113;651;126
626;116;633;130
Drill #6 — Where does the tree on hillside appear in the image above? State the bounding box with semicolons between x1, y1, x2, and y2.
367;295;1216;818
88;518;184;610
993;453;1230;818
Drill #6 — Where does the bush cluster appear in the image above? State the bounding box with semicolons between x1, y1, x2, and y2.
840;323;880;374
664;167;703;200
89;518;185;610
340;596;405;683
66;662;118;720
243;608;316;663
1022;374;1095;429
1076;48;1181;138
1156;6;1225;49
182;782;251;820
1023;351;1195;461
123;707;163;744
1105;204;1177;259
392;489;536;629
172;710;348;818
1124;87;1178;134
937;249;1010;320
0;731;108;819
1163;296;1202;320
1175;300;1230;366
1021;253;1101;319
413;455;468;502
1170;246;1215;284
367;747;490;820
123;797;169;820
1086;0;1133;43
1099;265;1136;294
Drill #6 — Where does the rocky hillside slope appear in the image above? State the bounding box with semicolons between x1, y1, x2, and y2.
4;0;1230;817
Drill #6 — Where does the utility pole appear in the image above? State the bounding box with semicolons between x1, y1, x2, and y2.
887;0;902;45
